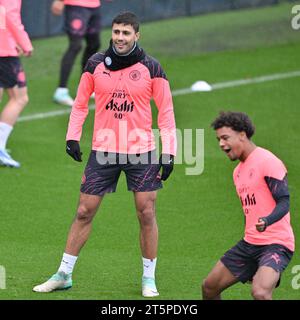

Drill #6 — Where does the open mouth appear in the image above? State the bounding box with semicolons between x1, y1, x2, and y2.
224;148;231;154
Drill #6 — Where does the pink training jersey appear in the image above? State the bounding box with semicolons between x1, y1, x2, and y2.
66;53;177;156
63;0;100;8
233;147;295;251
0;0;33;57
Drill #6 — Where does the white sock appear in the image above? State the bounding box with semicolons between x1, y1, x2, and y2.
0;122;13;150
142;257;157;279
58;253;78;275
55;87;68;94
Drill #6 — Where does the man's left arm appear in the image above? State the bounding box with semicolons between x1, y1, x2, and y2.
152;73;177;181
2;0;33;54
256;175;290;232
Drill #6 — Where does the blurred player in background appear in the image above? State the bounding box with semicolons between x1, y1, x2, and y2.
202;111;294;300
51;0;105;106
33;11;177;297
0;0;33;168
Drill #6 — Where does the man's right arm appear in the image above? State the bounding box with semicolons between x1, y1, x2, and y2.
66;53;103;161
66;71;94;150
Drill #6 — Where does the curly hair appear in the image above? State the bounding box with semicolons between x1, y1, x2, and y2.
211;111;255;139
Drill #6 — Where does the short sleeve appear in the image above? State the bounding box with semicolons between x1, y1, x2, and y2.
262;155;287;180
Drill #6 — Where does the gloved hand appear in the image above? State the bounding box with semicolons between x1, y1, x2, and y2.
159;154;174;181
256;217;268;232
66;140;82;162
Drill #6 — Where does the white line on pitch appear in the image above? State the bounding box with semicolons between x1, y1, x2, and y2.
172;70;300;96
18;105;95;122
18;70;300;123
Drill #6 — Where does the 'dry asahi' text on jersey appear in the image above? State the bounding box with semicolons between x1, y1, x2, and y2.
66;52;177;155
233;147;294;251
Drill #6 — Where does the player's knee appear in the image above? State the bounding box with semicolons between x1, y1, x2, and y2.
76;204;95;223
69;38;83;54
138;206;156;226
17;93;29;108
202;278;218;296
251;286;272;300
11;91;29;108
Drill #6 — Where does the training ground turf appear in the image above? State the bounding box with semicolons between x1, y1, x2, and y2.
0;2;299;300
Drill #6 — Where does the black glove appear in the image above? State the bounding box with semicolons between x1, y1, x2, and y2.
256;217;268;232
159;154;174;181
66;140;82;162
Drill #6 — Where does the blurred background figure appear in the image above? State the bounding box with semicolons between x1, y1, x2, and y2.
0;0;33;168
51;0;104;107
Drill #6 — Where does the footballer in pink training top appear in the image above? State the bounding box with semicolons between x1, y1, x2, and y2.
33;12;176;298
202;111;294;300
51;0;103;106
0;0;33;167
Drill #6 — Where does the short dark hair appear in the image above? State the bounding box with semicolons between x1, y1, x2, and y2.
112;11;140;33
211;111;255;139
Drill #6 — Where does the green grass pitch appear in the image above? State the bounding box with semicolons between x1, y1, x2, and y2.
0;2;299;300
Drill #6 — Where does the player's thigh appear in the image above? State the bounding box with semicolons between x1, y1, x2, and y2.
0;57;26;90
0;88;3;102
124;151;162;193
81;151;121;196
204;260;239;291
255;243;293;290
134;191;157;213
252;266;280;292
86;6;101;35
64;5;89;37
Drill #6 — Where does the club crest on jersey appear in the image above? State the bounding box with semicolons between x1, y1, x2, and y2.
129;70;141;81
249;168;255;179
105;57;112;66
